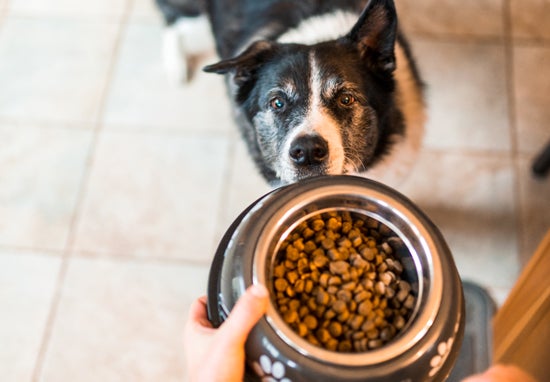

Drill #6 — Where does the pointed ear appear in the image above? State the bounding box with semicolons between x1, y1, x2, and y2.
346;0;398;73
203;40;276;86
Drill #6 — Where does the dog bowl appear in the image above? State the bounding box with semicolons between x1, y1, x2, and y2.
207;175;464;382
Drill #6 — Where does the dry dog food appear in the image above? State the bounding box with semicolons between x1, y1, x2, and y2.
271;210;416;353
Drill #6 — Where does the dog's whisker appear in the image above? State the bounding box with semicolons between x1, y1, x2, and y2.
340;145;364;174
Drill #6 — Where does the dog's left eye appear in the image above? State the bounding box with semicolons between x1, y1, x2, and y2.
338;94;355;107
270;97;285;110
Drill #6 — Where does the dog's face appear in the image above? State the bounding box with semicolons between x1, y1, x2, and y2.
240;43;386;184
205;0;400;185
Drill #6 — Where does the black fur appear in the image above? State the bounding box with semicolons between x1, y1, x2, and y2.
155;0;206;24
156;0;424;186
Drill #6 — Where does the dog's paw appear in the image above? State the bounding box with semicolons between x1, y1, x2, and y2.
162;25;189;84
161;15;215;85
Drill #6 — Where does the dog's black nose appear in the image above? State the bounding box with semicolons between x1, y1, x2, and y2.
289;135;329;166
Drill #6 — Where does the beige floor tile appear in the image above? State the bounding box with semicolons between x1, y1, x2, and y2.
510;0;550;40
396;0;504;38
0;251;61;382
513;44;550;154
39;257;208;382
102;22;231;133
219;138;272;231
9;0;128;17
73;130;230;262
489;286;512;307
517;154;550;265
412;38;511;152
414;40;510;150
398;150;519;291
0;125;92;250
130;0;163;23
0;17;120;126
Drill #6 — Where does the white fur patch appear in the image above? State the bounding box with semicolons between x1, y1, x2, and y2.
277;53;345;183
308;54;345;175
277;10;359;45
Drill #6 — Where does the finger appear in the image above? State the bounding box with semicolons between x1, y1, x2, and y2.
484;365;537;382
461;364;537;382
218;284;269;346
187;295;214;328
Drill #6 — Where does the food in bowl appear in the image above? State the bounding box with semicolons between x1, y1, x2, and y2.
271;210;416;353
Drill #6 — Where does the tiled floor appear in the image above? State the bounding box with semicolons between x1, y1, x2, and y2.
1;0;549;381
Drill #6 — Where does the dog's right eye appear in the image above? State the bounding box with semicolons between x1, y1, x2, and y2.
338;93;356;107
270;97;285;110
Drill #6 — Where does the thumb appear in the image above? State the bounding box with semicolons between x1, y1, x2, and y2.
218;283;269;347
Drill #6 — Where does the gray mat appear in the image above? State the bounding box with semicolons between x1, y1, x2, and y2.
448;281;495;381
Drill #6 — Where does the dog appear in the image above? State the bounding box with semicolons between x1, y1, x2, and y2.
156;0;425;187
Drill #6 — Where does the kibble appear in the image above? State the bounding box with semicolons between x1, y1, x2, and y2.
271;210;416;353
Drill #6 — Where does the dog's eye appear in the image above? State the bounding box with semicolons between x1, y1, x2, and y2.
270;97;285;110
338;94;355;107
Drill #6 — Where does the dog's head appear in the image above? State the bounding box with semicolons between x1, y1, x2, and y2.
204;0;401;185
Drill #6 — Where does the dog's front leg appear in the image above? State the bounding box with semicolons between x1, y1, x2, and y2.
162;15;216;84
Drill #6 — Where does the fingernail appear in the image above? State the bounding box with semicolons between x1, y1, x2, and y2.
250;283;269;298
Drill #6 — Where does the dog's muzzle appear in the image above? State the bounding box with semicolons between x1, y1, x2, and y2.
289;134;329;167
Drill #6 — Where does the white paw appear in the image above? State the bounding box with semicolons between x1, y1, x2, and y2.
163;26;188;84
161;15;215;85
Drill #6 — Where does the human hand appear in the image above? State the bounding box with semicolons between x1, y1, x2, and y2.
462;364;537;382
184;284;269;382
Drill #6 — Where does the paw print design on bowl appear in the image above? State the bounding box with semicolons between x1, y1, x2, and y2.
252;354;292;382
428;322;460;377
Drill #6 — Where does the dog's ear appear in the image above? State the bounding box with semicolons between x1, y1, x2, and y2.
345;0;397;73
203;40;276;86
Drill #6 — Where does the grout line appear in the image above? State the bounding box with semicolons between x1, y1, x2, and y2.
502;0;524;268
410;32;506;45
418;146;518;158
30;2;135;380
0;0;8;30
3;12;127;23
85;124;234;139
0;117;96;130
0;245;65;258
72;250;216;267
0;116;234;138
66;1;135;253
3;3;129;24
97;124;235;137
0;242;216;268
5;9;162;27
211;135;239;254
413;34;550;48
409;32;550;48
511;36;550;46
